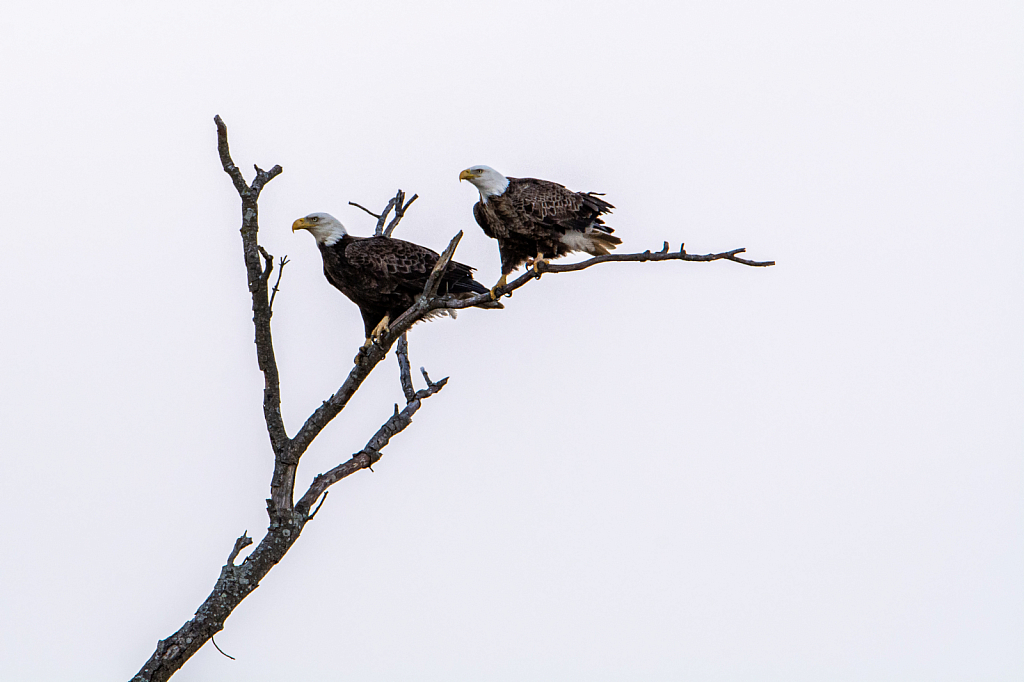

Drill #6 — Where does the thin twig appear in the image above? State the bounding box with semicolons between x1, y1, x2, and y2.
307;491;329;521
348;201;381;220
211;636;235;661
269;256;289;313
351;190;418;237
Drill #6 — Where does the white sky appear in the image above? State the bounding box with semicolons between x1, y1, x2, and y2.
1;1;1021;680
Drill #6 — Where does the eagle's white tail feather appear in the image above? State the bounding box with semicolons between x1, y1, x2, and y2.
412;296;502;328
560;227;622;256
420;309;455;324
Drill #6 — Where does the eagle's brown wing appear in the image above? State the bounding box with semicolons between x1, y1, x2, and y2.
345;236;486;296
505;177;615;236
473;202;497;239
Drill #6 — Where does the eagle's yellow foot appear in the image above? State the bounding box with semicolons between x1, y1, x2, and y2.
354;339;372;364
354;315;391;364
370;314;391;344
489;274;509;301
531;258;549;277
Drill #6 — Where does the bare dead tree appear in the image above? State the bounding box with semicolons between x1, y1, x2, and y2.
128;116;774;682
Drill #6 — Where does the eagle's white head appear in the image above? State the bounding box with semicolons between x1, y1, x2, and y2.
292;212;348;246
459;165;509;202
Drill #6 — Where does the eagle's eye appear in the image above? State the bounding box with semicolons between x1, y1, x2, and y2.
311;216;319;223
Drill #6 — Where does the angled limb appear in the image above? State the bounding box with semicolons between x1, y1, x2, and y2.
296;335;448;516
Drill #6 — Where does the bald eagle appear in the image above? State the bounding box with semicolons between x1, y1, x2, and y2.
292;213;501;351
459;165;621;295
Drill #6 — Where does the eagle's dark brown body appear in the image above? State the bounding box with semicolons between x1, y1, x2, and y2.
472;177;620;275
317;235;493;337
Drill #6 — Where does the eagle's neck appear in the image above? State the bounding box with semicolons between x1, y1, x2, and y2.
476;173;510;203
311;223;347;246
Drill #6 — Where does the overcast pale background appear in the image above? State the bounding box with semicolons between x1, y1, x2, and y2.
1;1;1021;680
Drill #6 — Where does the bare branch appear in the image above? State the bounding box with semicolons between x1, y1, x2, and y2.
374;195;398;236
351;190;419;238
131;509;307;682
269;256;289;313
251;163;283;195
396;334;416;403
420;367;438;390
213;115;289;498
348;201;381;220
383;192;418;237
539;245;775;271
424;231;463;299
226;533;252;566
210;636;235;661
307;491;329;521
213;115;248;198
257;246;274;286
295;366;447;517
439;244;776;309
288;343;393;457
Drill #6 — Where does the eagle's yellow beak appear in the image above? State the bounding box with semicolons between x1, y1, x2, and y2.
459;169;475;182
292;218;309;232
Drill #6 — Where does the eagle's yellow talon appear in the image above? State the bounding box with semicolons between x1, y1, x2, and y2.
369;314;391;344
354;340;371;364
490;274;509;300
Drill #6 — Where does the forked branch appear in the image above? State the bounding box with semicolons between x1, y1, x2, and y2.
351;189;420;237
384;191;418;237
296;336;447;516
130;334;443;682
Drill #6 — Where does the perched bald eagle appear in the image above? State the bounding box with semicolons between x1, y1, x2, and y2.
459;165;621;295
292;213;501;350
